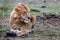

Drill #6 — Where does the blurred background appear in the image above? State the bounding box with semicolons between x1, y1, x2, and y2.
0;0;60;16
0;0;60;39
0;0;60;17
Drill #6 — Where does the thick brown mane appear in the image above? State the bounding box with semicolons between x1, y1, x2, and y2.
9;3;36;36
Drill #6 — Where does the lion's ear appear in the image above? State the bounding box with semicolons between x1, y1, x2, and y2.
21;4;30;13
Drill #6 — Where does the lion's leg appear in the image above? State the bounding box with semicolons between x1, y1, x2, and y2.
9;24;31;36
30;15;36;28
16;27;31;36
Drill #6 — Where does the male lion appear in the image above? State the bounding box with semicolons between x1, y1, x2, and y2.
8;3;36;36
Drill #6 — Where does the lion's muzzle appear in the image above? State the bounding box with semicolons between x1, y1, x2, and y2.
20;17;30;24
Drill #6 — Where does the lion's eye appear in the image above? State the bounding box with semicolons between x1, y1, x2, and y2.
15;8;19;12
24;11;26;13
14;17;20;19
14;17;17;19
27;17;30;19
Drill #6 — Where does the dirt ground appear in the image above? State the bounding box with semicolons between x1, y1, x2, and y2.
0;13;60;40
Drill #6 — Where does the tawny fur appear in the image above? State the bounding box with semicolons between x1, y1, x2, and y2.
9;3;36;36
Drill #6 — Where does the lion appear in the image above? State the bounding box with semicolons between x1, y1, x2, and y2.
9;3;36;36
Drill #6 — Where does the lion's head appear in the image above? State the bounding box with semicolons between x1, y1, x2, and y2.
13;3;31;24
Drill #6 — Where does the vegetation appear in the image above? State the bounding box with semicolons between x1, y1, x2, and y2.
0;5;13;17
0;25;7;31
29;3;60;15
30;29;60;36
0;2;60;17
0;1;60;36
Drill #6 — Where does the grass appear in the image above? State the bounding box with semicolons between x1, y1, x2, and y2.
30;29;60;36
0;11;9;17
0;2;60;17
0;4;13;17
28;3;60;15
0;2;60;36
0;4;13;10
0;26;7;31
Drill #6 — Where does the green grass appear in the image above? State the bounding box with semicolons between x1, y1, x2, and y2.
0;4;13;17
0;3;60;17
0;11;9;17
0;26;7;31
30;29;60;36
0;4;13;10
28;3;60;15
0;11;3;17
3;11;9;16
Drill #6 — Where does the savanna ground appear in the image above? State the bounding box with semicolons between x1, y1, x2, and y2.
0;0;60;40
